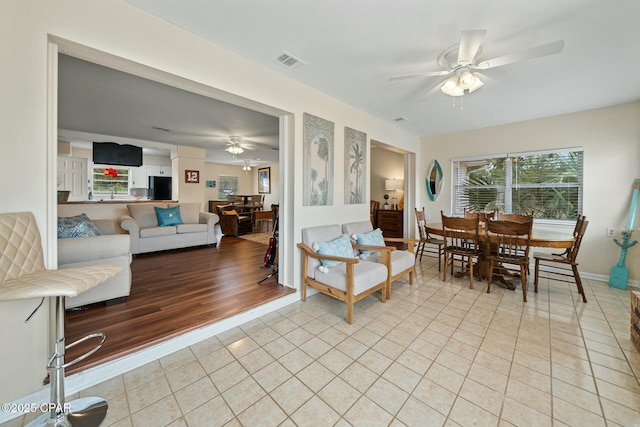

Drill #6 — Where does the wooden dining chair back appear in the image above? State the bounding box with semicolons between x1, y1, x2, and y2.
441;212;480;288
485;219;533;301
251;194;264;208
415;207;444;270
463;209;496;222
498;212;534;222
370;200;380;228
533;216;589;302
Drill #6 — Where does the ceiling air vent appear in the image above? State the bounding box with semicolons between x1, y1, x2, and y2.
274;51;307;71
393;117;409;123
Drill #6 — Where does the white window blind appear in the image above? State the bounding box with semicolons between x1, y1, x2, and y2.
452;148;583;220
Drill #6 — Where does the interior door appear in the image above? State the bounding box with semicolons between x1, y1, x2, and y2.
57;156;88;201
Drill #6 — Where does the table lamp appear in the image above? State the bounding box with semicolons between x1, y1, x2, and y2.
385;178;404;209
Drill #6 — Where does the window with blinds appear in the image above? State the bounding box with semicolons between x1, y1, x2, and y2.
218;175;239;199
92;167;130;199
452;148;583;220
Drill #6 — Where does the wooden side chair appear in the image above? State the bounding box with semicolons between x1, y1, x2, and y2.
414;207;444;270
370;200;380;229
533;215;589;302
485;218;533;301
441;212;480;288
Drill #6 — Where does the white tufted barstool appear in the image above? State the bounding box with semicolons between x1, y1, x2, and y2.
0;212;122;427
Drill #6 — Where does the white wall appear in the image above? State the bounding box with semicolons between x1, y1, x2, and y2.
421;102;640;282
371;148;404;205
0;0;419;403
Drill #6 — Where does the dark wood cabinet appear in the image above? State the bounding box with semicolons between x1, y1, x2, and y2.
377;209;403;238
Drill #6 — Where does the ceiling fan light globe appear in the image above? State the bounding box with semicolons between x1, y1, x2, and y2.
441;77;461;96
459;71;475;89
226;146;244;155
443;77;458;90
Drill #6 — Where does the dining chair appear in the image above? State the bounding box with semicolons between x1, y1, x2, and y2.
533;215;589;302
251;194;264;209
441;212;480;288
485;218;533;301
414;207;444;270
498;212;534;222
463;208;496;222
370;200;380;228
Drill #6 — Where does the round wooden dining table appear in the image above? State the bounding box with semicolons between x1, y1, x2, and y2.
424;222;575;289
425;222;575;249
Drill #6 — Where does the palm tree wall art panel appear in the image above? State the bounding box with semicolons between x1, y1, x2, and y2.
344;127;367;204
303;113;334;206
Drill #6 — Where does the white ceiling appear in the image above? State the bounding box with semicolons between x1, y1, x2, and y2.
60;0;640;163
58;55;280;165
123;0;640;138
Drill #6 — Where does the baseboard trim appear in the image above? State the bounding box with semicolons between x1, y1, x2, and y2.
0;291;300;424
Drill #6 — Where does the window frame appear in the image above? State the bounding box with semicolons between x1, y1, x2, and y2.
451;147;584;223
218;174;239;200
92;165;132;200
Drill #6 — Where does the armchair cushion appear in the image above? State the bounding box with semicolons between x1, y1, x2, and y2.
314;260;387;294
313;234;355;268
154;206;183;226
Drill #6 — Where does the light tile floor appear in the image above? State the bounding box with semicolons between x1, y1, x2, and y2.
5;257;640;426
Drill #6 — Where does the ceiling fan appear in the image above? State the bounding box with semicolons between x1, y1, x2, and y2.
389;30;565;97
224;135;247;156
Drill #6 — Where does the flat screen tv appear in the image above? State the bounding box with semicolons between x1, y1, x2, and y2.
93;142;143;167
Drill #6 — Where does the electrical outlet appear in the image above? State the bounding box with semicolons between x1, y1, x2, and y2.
607;227;616;237
426;213;431;221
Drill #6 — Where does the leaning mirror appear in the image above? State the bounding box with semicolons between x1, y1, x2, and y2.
426;159;443;201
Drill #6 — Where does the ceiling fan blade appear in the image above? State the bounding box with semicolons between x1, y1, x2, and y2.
389;70;451;82
474;40;565;70
458;29;487;65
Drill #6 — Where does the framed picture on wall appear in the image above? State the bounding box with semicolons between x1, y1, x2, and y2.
258;167;271;194
185;170;200;183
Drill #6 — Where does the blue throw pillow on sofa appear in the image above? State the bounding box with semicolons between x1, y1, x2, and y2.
57;213;102;238
154;206;183;226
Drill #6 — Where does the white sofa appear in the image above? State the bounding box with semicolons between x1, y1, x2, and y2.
119;203;221;255
58;219;132;309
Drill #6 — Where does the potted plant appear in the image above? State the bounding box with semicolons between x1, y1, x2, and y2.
383;194;390;209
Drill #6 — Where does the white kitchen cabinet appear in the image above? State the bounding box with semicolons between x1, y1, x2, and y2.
130;165;147;188
146;165;172;177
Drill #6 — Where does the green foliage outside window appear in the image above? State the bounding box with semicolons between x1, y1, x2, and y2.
455;150;582;220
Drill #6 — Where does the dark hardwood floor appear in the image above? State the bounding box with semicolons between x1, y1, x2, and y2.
65;236;293;374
